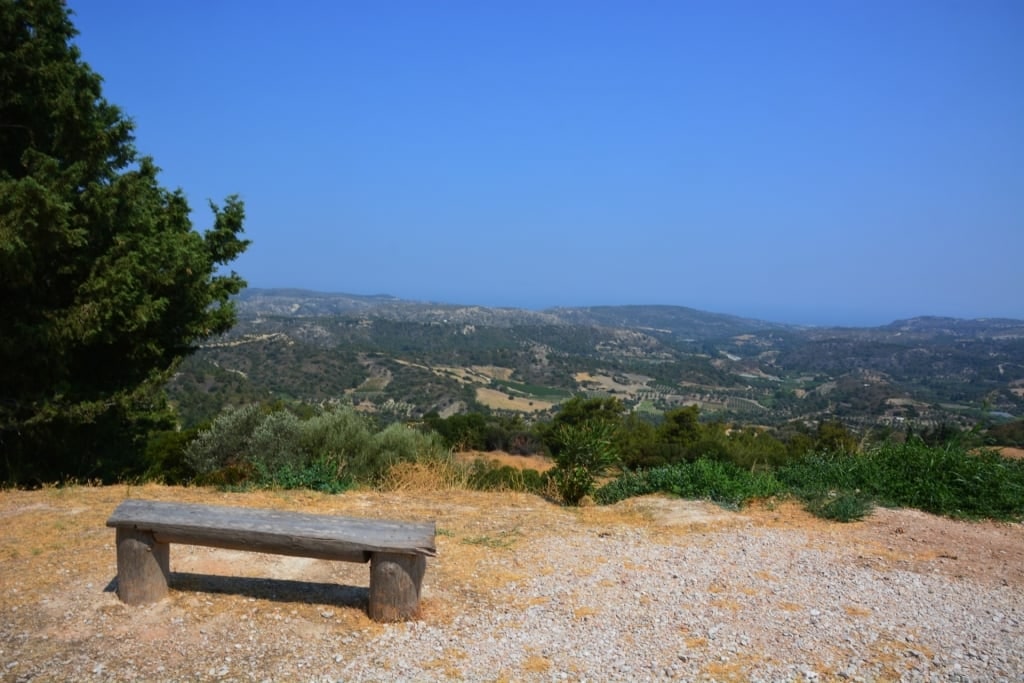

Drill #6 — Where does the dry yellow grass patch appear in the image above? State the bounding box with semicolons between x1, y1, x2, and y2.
710;597;745;611
844;605;873;617
475;386;555;412
379;460;472;492
453;450;555;473
864;634;936;678
701;660;752;681
573;605;600;619
422;647;468;677
521;654;551;673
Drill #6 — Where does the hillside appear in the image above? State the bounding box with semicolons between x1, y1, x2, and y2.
168;289;1024;430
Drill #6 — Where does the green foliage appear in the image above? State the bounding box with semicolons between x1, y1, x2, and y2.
423;412;543;454
183;403;445;490
549;396;625;430
814;420;858;453
778;439;1024;521
184;404;265;476
614;414;662;469
803;493;873;522
465;460;548;494
594;458;785;508
539;396;625;466
550;420;619;505
658;405;701;446
143;425;206;485
0;1;249;484
707;425;793;470
248;410;304;474
912;421;963;447
424;412;488;450
614;407;796;471
252;455;351;494
358;422;447;485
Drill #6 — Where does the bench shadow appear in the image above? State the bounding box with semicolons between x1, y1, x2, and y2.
168;572;369;609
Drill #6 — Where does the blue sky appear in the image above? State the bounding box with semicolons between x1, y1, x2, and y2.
69;1;1022;326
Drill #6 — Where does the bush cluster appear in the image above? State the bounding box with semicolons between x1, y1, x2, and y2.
138;398;1022;524
595;458;784;508
777;439;1024;521
184;404;446;491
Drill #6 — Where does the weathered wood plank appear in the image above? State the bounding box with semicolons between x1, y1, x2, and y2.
114;528;170;604
106;500;436;562
369;552;427;622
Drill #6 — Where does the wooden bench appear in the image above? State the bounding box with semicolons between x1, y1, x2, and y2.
106;499;436;622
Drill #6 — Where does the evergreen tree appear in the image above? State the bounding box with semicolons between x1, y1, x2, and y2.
1;0;249;483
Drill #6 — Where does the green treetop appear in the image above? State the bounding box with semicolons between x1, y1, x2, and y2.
1;0;250;484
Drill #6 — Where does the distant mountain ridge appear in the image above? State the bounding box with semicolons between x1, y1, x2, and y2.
235;288;791;339
235;288;1024;340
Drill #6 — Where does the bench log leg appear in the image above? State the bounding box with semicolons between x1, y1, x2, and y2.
115;528;170;605
368;552;425;622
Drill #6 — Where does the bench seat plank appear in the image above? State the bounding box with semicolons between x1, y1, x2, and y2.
106;499;436;563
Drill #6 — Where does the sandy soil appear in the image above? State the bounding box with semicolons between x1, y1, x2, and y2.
0;484;1021;681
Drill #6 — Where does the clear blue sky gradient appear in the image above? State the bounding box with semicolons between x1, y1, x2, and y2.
68;1;1023;325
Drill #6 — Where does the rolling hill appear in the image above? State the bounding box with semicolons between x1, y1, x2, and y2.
167;289;1024;431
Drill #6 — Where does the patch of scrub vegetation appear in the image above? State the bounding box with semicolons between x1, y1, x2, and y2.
777;439;1024;522
595;458;785;509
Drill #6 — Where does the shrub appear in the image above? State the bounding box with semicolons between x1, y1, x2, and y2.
594;458;784;508
804;493;873;522
550;420;619;505
143;426;203;484
184;404;264;477
299;406;374;482
355;423;447;485
248;410;303;474
379;458;469;492
256;455;352;494
777;439;1024;521
182;403;447;490
466;460;549;494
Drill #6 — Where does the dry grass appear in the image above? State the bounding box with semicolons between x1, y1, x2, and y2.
453;450;555;473
378;459;472;492
474;387;554;413
521;652;551;673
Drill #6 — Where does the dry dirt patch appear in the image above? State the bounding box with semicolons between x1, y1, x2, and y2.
0;485;1021;681
1000;446;1024;460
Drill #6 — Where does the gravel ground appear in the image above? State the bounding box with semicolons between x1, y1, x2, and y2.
1;485;1021;682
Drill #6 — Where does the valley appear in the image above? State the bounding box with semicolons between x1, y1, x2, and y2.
168;289;1024;435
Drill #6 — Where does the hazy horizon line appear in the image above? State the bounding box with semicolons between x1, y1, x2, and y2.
238;285;1024;329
